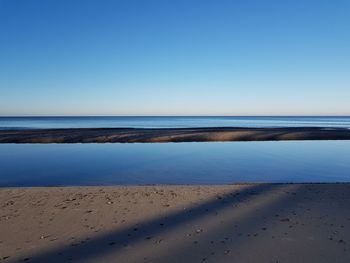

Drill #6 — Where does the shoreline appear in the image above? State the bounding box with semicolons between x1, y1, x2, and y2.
1;183;349;262
1;127;350;143
1;181;350;188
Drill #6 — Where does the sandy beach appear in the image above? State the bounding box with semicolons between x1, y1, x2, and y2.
1;184;349;262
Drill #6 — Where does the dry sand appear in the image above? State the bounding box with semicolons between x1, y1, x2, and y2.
0;184;349;263
1;127;350;143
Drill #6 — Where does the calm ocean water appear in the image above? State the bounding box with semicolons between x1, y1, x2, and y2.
1;116;350;129
0;141;350;186
1;117;349;186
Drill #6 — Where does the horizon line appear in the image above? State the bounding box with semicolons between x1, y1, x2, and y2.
1;115;350;118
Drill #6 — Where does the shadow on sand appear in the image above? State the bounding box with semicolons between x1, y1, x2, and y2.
9;183;310;263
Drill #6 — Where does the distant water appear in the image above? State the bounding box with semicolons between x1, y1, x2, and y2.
0;141;349;186
1;116;350;130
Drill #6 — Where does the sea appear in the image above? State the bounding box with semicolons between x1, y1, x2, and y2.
0;116;350;130
0;116;350;186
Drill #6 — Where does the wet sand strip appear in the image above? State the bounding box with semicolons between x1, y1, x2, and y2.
1;127;350;143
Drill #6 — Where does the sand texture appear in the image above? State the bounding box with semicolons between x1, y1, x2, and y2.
1;127;350;143
0;184;349;262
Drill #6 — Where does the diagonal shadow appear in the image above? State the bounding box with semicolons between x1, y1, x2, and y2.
10;184;293;263
152;184;305;262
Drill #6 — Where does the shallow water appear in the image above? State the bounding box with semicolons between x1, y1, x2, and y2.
0;141;349;186
1;116;350;129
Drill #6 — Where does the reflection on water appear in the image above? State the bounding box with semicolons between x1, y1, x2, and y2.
0;141;349;186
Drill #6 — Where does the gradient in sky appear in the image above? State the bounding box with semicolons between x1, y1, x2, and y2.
0;0;349;116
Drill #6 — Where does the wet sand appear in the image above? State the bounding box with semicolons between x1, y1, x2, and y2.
1;127;350;143
1;184;349;262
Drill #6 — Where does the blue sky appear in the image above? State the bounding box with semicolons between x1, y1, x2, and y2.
0;0;349;116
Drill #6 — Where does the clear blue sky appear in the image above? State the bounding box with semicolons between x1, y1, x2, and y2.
0;0;349;116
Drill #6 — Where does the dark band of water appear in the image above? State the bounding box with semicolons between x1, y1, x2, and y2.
1;116;350;130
